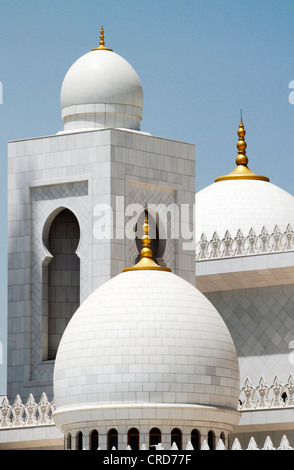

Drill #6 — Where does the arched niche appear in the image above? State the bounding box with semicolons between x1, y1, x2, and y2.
42;207;81;360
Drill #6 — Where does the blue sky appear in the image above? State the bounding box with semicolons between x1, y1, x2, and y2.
0;0;294;393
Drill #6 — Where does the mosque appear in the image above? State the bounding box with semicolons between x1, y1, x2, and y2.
1;28;294;450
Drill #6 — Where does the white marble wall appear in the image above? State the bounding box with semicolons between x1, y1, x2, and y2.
205;284;294;386
7;128;195;402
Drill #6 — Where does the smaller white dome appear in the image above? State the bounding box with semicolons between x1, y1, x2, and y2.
196;179;294;242
195;118;294;242
60;36;143;132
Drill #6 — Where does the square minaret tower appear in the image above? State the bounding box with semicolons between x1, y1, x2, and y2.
7;29;195;401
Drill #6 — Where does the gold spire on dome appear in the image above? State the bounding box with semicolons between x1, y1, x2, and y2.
122;211;171;272
214;116;269;183
91;26;113;51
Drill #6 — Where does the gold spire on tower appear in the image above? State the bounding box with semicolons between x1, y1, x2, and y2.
215;116;269;183
92;26;113;51
122;211;171;272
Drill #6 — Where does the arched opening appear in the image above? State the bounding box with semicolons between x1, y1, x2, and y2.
90;429;99;450
76;431;83;450
66;433;72;450
135;209;166;266
191;429;200;450
149;428;161;449
208;430;215;450
43;208;80;360
128;428;140;450
282;391;287;403
108;428;118;450
171;428;182;449
220;432;226;446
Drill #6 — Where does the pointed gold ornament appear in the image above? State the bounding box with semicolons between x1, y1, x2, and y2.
92;26;113;51
215;117;269;182
122;211;171;272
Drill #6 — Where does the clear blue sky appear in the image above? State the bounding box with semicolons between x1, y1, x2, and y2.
0;0;294;394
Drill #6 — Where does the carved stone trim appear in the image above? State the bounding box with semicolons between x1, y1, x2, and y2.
0;393;55;428
239;374;294;410
196;224;294;260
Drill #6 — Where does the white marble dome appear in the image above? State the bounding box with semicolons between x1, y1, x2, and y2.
195;179;294;243
60;39;143;132
53;268;240;428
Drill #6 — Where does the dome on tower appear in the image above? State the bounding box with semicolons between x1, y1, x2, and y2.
195;118;294;243
53;213;240;441
60;27;143;133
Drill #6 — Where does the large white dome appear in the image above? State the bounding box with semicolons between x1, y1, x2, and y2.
196;178;294;242
53;269;240;422
60;29;143;132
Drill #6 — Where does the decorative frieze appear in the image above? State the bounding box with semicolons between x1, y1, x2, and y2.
196;224;294;260
1;392;294;449
0;393;55;428
2;376;294;430
239;374;294;410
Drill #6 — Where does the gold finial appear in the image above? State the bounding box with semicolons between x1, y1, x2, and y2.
91;26;113;51
99;26;105;47
235;116;248;166
140;211;154;260
215;116;269;183
122;210;171;272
